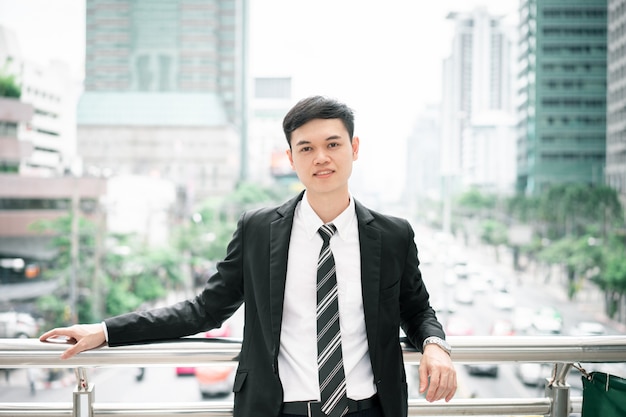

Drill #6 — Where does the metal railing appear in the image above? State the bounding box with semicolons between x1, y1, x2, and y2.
1;335;625;417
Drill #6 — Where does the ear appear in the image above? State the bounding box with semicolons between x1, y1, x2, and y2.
286;149;295;169
352;136;360;161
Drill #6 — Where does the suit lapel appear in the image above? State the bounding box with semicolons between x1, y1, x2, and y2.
355;200;382;357
268;192;303;354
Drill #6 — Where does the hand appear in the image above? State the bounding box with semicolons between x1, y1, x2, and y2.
39;323;107;360
418;343;457;402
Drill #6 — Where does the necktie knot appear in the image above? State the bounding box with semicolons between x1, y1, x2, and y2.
318;223;337;245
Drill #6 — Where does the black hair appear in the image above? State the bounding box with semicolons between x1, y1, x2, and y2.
282;96;355;147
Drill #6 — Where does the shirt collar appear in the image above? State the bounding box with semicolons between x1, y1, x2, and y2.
300;190;356;241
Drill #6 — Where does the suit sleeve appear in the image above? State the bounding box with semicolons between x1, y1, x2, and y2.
398;220;446;351
105;215;247;346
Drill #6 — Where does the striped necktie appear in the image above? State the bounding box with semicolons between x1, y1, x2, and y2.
316;223;349;417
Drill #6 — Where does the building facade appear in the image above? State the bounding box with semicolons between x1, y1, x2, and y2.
516;0;607;195
441;7;517;194
79;0;245;205
606;0;626;203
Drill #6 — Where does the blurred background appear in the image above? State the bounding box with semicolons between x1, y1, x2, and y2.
0;0;625;404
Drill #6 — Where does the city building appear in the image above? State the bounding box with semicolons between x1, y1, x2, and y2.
0;26;106;286
0;25;79;178
516;0;607;195
0;97;106;284
441;7;517;195
78;0;246;205
606;0;626;205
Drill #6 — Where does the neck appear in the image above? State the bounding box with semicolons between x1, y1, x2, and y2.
307;189;350;224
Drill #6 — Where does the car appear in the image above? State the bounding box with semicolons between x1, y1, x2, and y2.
444;316;474;336
466;319;514;377
0;311;39;338
491;289;516;310
194;324;236;398
490;318;515;336
516;363;551;386
569;321;606;336
175;323;232;377
531;307;563;335
466;362;499;377
511;307;534;334
195;363;236;399
453;284;474;305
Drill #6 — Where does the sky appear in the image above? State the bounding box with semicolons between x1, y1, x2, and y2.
0;0;518;202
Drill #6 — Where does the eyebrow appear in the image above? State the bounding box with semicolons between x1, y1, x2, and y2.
293;135;342;147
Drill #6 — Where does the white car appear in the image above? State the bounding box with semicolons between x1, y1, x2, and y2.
491;289;516;310
0;311;39;338
517;363;551;386
569;321;606;336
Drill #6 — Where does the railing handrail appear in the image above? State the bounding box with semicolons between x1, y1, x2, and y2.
1;336;625;417
1;335;625;368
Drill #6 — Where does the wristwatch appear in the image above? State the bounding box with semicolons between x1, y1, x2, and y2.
422;336;452;355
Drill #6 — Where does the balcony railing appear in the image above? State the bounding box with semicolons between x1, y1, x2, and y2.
1;335;625;417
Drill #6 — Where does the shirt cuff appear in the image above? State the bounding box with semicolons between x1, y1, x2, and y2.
101;321;109;342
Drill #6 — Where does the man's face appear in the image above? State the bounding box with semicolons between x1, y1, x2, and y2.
286;118;359;197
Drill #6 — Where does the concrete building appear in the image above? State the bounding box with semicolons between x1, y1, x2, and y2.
0;25;79;178
0;97;106;283
78;0;246;206
441;7;517;193
606;0;626;204
0;26;106;285
516;0;607;195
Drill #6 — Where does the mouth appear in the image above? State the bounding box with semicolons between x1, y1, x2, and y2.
314;170;334;177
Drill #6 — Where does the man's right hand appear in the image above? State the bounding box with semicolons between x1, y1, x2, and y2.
39;323;106;359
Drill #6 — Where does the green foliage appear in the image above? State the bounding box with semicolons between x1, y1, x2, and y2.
37;294;71;328
456;188;497;213
537;184;623;239
538;235;603;299
506;194;540;223
106;278;143;316
480;219;508;246
0;71;21;98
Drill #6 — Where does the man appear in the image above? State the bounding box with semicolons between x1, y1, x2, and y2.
40;96;457;417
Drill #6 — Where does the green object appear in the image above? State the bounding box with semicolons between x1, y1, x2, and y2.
581;372;626;417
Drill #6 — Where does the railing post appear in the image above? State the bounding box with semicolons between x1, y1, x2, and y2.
545;363;572;417
73;367;95;417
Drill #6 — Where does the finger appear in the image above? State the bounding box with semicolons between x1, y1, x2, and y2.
425;371;441;402
418;364;429;393
39;328;63;341
60;342;86;360
445;373;457;402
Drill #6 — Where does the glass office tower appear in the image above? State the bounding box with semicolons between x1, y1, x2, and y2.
516;0;607;194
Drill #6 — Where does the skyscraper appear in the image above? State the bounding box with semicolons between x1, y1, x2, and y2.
606;0;626;203
78;0;245;204
516;0;607;195
441;7;517;194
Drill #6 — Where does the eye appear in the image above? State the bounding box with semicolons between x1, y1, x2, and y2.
328;142;340;148
299;146;312;152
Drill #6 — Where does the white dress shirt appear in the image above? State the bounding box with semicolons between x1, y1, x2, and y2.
279;191;376;402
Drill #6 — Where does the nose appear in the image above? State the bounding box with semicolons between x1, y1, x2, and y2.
314;149;330;164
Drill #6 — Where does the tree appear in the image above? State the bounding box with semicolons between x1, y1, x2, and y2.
592;244;626;321
538;235;603;299
0;71;20;98
480;219;508;262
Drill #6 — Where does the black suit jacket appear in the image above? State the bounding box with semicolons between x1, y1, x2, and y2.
105;191;445;417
